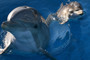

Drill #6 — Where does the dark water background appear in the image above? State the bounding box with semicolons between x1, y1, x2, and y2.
0;0;90;60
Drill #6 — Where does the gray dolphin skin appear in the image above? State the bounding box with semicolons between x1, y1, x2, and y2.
46;1;83;25
1;6;56;60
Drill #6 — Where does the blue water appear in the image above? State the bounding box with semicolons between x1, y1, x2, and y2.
0;0;90;60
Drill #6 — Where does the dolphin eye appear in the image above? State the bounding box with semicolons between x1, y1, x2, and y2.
70;11;73;13
34;24;38;29
75;9;79;11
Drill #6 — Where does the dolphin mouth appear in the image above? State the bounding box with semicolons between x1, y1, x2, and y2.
1;21;9;30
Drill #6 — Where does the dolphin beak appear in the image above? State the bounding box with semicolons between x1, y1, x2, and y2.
74;10;83;15
78;10;83;15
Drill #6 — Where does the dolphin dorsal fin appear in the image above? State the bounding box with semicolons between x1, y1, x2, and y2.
56;3;64;14
60;3;64;9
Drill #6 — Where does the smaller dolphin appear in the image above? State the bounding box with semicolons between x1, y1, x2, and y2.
46;1;84;25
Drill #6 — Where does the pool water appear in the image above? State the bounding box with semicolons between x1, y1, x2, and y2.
0;0;90;60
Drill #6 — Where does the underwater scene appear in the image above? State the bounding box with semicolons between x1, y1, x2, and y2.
0;0;90;60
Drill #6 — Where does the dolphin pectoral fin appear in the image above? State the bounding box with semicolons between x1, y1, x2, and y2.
0;49;4;54
0;43;13;55
39;48;56;60
0;46;9;55
60;3;64;9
